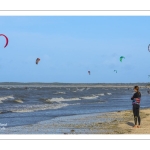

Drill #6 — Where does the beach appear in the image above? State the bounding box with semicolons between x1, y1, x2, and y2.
1;108;150;134
0;83;150;134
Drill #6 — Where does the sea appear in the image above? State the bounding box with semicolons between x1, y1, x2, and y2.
0;82;150;128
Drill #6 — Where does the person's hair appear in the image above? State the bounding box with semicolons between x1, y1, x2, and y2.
134;86;140;93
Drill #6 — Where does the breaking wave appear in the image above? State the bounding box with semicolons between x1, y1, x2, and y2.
0;95;14;103
11;103;69;113
81;95;99;100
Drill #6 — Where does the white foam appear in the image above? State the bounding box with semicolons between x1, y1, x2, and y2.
12;110;34;113
14;100;24;103
45;99;52;102
81;96;99;99
107;93;112;95
69;98;81;101
0;95;14;103
49;97;81;102
54;92;66;94
11;103;69;113
70;103;80;105
77;88;85;91
49;97;65;102
97;93;105;96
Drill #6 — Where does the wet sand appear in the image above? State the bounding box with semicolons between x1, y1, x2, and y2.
1;108;150;134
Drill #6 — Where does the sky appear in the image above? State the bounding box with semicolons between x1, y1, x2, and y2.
0;16;150;83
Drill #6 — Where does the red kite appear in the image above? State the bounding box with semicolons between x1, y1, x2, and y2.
0;34;8;48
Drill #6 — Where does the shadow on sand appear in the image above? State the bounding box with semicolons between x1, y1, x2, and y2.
127;122;134;127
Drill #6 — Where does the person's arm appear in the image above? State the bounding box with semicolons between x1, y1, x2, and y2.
131;93;135;100
131;93;140;100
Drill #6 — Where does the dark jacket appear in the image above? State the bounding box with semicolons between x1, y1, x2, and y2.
131;92;141;105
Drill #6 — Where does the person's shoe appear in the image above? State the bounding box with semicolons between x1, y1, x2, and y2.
137;125;140;128
133;125;137;128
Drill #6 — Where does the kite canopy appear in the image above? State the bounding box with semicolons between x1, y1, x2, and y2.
148;44;150;52
88;71;90;75
0;34;8;48
36;58;40;64
120;56;125;62
114;70;117;73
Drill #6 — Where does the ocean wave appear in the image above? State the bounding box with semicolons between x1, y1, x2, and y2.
70;103;80;105
0;95;14;103
47;97;64;102
45;99;53;103
14;99;24;103
53;92;66;94
107;93;112;95
48;97;81;102
97;93;105;96
77;88;85;92
81;96;99;100
11;103;69;113
68;98;81;101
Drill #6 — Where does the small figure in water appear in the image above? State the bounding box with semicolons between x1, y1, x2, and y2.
131;86;141;128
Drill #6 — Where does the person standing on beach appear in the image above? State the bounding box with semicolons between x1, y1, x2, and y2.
131;86;141;128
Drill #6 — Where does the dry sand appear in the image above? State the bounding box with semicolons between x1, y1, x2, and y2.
89;108;150;134
113;108;150;134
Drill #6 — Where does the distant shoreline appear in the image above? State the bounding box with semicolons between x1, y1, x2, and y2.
0;82;149;88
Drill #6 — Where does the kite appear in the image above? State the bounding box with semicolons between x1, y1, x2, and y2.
114;70;117;73
88;71;90;75
120;56;125;62
36;58;40;64
0;34;8;48
148;44;150;52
